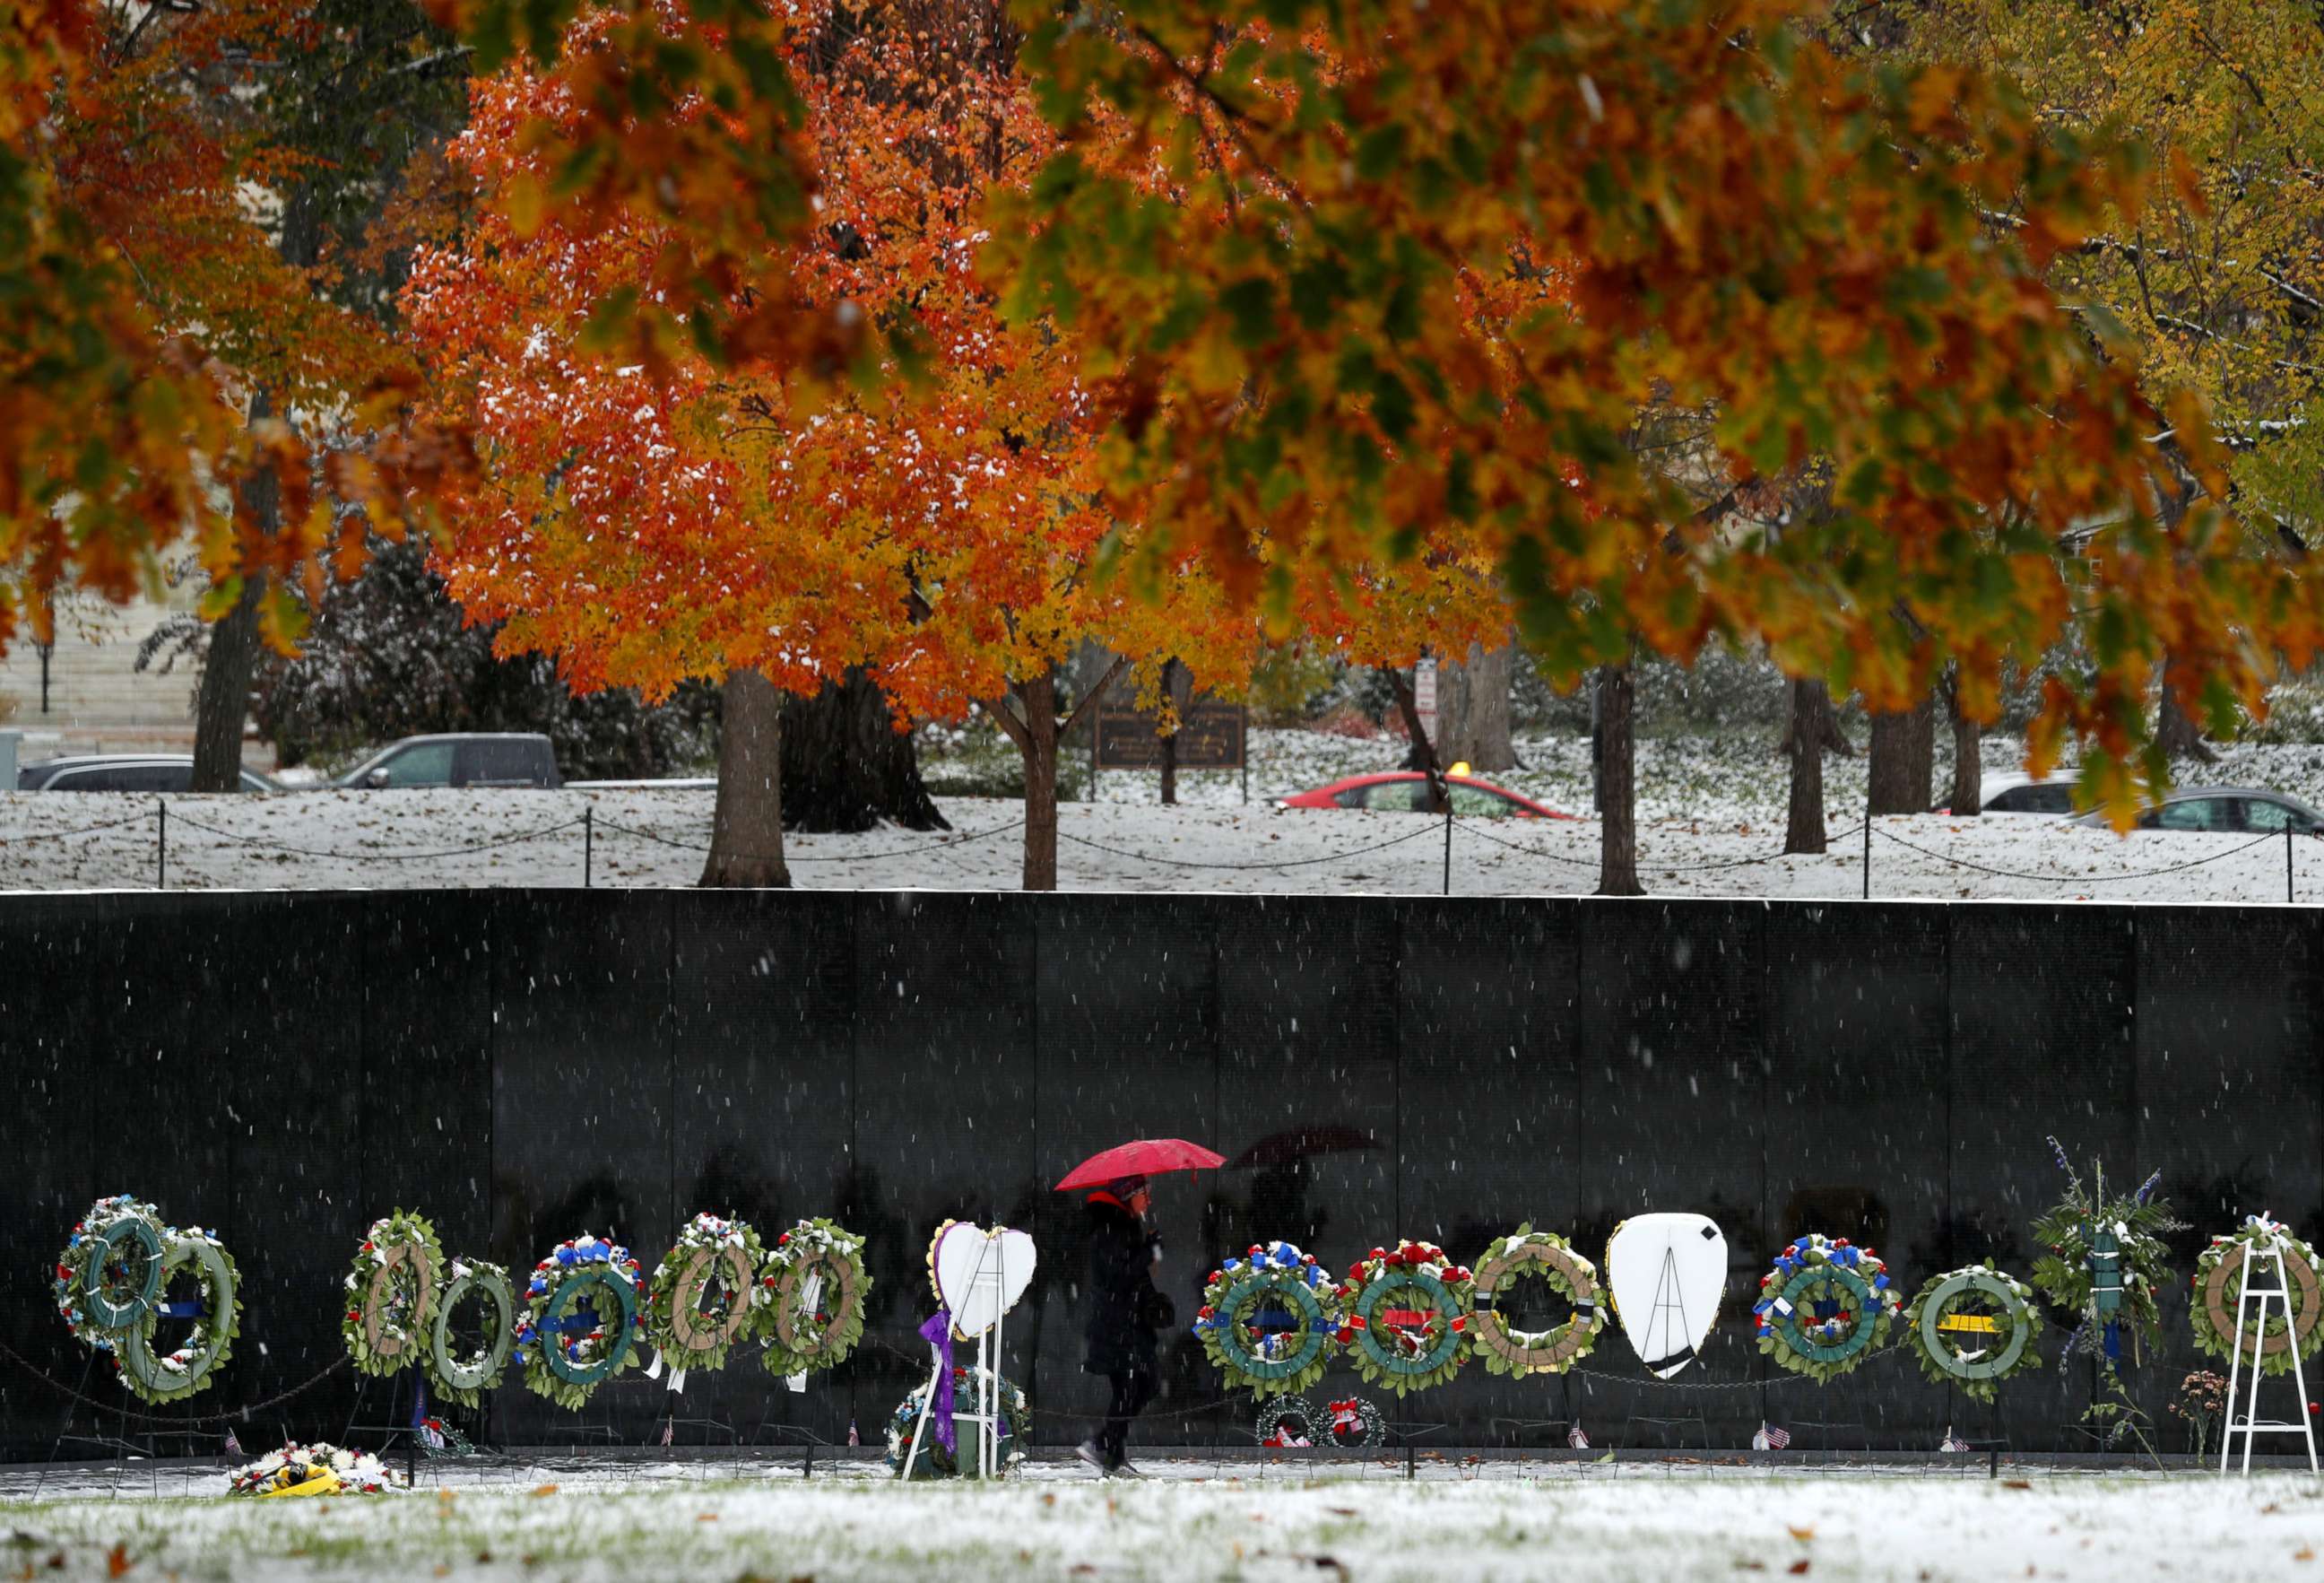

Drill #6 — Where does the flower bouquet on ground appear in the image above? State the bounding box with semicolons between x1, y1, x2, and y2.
227;1441;400;1497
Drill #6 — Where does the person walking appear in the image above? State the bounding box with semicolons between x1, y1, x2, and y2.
1077;1175;1167;1476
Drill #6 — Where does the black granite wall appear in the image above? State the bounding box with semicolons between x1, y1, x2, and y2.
2;891;2315;1458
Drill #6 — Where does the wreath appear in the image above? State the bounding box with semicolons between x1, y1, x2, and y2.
643;1213;766;1376
1192;1241;1345;1398
426;1257;517;1409
2190;1219;2324;1378
340;1210;443;1379
513;1234;644;1410
759;1218;872;1378
1470;1225;1603;1377
53;1195;167;1353
884;1366;1029;1478
1322;1395;1386;1448
227;1441;399;1498
118;1226;241;1405
1255;1395;1318;1448
1751;1234;1900;1383
2031;1140;2181;1368
1336;1240;1474;1396
1902;1264;2045;1403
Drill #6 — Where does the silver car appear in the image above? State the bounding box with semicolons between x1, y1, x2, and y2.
2069;785;2324;834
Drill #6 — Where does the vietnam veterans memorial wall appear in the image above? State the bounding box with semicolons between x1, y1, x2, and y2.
1;891;2318;1458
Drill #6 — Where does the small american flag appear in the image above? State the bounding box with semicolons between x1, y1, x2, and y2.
1566;1424;1591;1450
222;1428;242;1458
1752;1422;1791;1450
660;1417;674;1448
1940;1427;1971;1453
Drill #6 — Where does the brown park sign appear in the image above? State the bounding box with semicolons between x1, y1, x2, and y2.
1093;697;1248;770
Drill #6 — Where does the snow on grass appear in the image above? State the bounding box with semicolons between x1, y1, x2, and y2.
2;1461;2318;1580
3;730;2323;900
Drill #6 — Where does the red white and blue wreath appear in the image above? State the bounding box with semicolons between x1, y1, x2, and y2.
1753;1234;1901;1383
514;1234;644;1410
1193;1241;1345;1398
55;1195;168;1355
1336;1240;1474;1396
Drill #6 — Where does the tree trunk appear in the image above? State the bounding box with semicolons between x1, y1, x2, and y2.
1158;657;1186;806
991;658;1124;893
1383;665;1446;811
1596;659;1643;896
2156;650;2219;764
1435;639;1517;772
699;669;791;888
1782;677;1847;855
779;666;949;833
1866;694;1935;815
1946;670;1982;817
190;392;275;793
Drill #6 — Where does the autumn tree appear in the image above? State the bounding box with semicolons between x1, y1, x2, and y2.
1896;0;2324;776
412;0;1252;890
987;0;2303;823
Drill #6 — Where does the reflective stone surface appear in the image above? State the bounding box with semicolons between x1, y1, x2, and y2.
2;891;2319;1458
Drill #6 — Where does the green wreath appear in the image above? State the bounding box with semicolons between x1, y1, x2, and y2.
2030;1143;2181;1367
643;1213;765;1376
1336;1240;1474;1396
53;1195;168;1353
340;1210;444;1379
1752;1234;1900;1383
1194;1241;1345;1398
1902;1264;2044;1403
118;1226;241;1405
1470;1225;1604;1377
2190;1220;2324;1378
426;1257;516;1409
884;1367;1029;1478
759;1218;872;1378
514;1234;644;1410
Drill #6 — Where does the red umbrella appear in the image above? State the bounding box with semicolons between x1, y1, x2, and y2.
1054;1138;1226;1191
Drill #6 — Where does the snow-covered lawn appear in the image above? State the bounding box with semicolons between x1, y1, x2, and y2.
3;730;2322;900
1;1459;2315;1580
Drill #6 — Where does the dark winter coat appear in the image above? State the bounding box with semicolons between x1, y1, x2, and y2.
1082;1196;1161;1376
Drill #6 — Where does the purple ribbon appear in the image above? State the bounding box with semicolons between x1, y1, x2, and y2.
918;1309;956;1454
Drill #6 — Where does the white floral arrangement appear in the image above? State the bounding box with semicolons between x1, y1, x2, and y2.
227;1440;400;1497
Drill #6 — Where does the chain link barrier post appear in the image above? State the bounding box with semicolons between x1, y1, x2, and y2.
156;800;166;891
584;805;594;890
1861;810;1872;900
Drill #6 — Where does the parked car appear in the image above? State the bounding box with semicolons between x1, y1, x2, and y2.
2068;786;2324;835
1938;771;2076;817
1275;772;1574;819
17;754;278;793
333;733;562;789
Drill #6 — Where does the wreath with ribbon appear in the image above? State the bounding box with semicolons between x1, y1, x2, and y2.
426;1257;517;1410
1752;1234;1901;1383
643;1213;765;1378
1255;1395;1318;1448
1901;1264;2044;1403
885;1366;1029;1478
117;1223;242;1405
2190;1218;2324;1378
227;1441;399;1498
1192;1241;1345;1398
1335;1240;1474;1396
513;1233;644;1410
340;1210;443;1379
759;1218;872;1379
2030;1142;2181;1368
55;1195;169;1355
1470;1225;1604;1377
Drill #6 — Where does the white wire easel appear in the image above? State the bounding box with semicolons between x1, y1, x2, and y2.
902;1238;1021;1481
2217;1217;2320;1476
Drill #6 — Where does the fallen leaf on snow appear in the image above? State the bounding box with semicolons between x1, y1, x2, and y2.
1788;1526;1815;1543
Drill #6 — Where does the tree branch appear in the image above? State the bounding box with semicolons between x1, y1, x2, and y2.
1060;653;1131;738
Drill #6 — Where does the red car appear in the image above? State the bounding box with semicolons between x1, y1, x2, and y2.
1276;772;1575;820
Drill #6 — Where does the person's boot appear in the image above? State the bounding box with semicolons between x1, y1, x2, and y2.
1075;1439;1106;1474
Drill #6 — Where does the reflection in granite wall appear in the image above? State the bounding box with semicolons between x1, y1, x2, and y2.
1;891;2318;1459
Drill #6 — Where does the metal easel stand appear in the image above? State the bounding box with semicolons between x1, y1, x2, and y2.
2218;1224;2320;1476
902;1263;1010;1481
